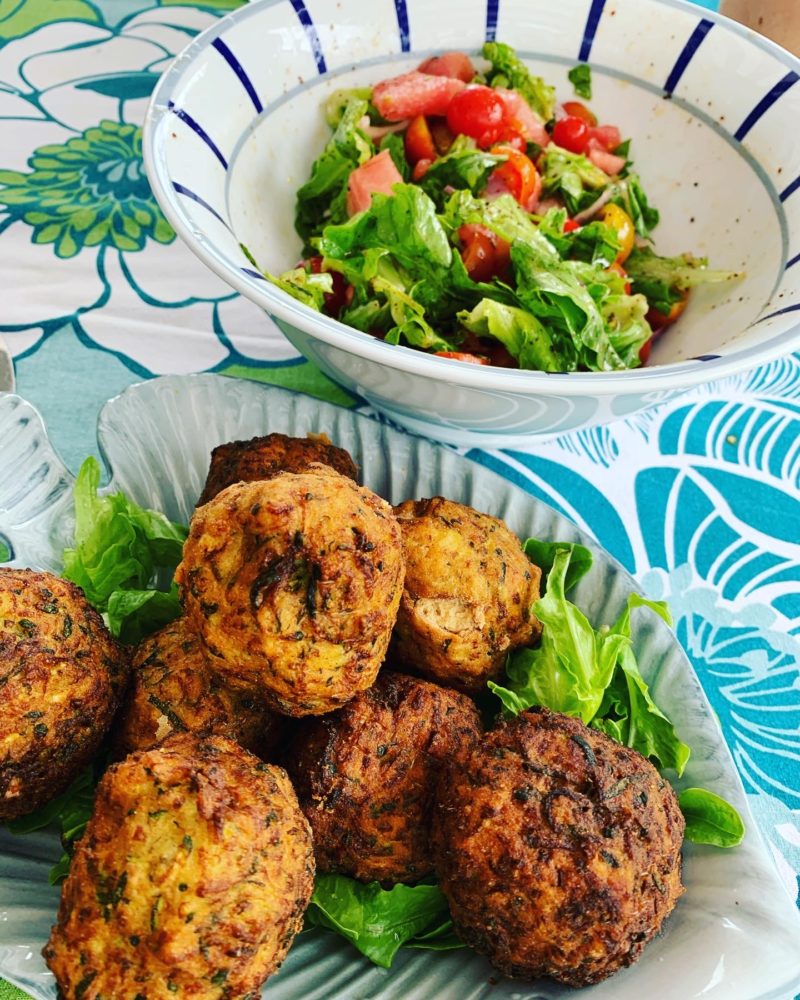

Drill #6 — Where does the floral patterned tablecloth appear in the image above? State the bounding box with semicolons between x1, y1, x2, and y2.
0;1;798;997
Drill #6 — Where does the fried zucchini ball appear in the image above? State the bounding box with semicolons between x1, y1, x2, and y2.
177;468;405;717
197;432;358;505
391;497;542;694
44;734;314;1000
0;569;126;822
287;671;482;883
432;707;685;986
114;618;282;759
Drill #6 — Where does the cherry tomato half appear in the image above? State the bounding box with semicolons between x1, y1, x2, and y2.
647;293;689;330
562;100;597;126
563;218;580;233
404;115;436;165
552;115;590;154
446;86;507;148
600;203;635;263
490;145;540;210
458;224;511;283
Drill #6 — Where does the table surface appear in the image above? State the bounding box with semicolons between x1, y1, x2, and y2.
0;1;798;998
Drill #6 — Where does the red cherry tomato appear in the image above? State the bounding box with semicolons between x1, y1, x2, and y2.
552;115;590;154
434;351;490;364
404;115;436;165
446;86;507;148
563;218;580;233
562;100;597;126
490;145;540;210
639;337;653;364
417;52;475;83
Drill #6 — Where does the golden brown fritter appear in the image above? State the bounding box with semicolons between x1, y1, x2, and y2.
431;707;685;987
177;467;405;717
0;569;127;822
114;618;282;760
391;497;542;694
44;733;315;1000
286;671;482;884
197;432;358;506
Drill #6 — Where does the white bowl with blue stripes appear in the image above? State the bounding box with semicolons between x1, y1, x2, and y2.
143;0;800;446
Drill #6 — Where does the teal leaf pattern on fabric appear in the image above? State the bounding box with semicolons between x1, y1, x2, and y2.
75;72;163;101
0;121;174;258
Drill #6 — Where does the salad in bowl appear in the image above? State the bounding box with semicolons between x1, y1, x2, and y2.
265;43;741;373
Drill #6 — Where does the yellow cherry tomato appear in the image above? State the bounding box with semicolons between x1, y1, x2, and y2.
600;203;635;264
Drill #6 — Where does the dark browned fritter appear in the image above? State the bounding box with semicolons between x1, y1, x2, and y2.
0;569;127;822
286;671;482;883
177;467;405;717
392;497;542;694
114;617;282;760
432;707;685;987
44;733;315;1000
197;432;358;506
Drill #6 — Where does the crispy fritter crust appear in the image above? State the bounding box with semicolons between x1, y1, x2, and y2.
432;708;685;986
114;618;282;760
391;498;542;694
0;569;126;822
197;433;358;506
177;468;405;717
287;671;482;883
44;734;315;1000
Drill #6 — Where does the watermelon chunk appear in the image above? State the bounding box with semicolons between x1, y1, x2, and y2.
346;149;404;216
372;72;467;122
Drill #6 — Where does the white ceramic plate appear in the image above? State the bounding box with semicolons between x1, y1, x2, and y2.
0;374;799;1000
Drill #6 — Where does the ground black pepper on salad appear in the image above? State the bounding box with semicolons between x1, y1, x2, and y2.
265;43;742;371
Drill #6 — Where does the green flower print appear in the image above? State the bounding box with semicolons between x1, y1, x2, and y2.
0;120;174;258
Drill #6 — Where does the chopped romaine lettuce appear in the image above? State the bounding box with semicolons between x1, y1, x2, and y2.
626;245;743;313
537;207;621;267
540;146;610;215
482;41;556;122
609;173;660;238
568;63;592;100
443;190;557;260
295;97;375;245
317;183;452;271
265;266;333;311
419;136;505;208
457;297;561;370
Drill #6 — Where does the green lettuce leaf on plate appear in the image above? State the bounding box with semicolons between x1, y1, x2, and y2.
678;788;745;848
306;875;463;967
61;457;186;641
